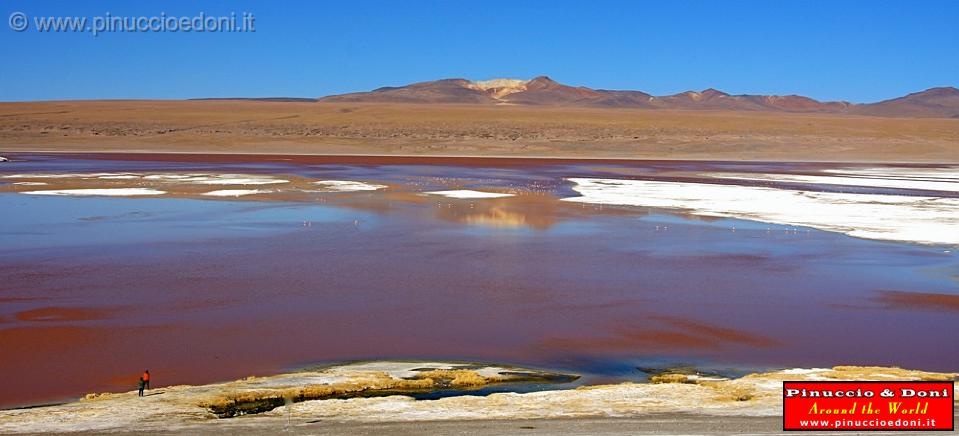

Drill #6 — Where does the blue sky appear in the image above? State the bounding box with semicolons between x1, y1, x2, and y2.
1;0;956;102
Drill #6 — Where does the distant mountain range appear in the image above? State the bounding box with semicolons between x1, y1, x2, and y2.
315;76;959;118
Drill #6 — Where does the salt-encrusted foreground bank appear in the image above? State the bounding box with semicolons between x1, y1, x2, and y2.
0;362;954;434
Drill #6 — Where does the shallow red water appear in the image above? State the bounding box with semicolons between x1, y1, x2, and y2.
1;153;957;408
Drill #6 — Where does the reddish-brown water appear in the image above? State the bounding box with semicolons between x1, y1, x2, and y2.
1;153;957;407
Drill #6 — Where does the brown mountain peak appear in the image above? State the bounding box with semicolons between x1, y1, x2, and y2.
855;85;959;117
908;86;959;98
529;75;557;83
701;88;728;97
525;76;562;90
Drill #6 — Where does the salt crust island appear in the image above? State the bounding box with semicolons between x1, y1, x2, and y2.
2;166;957;245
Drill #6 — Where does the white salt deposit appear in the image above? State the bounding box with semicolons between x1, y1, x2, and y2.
6;172;289;185
685;374;730;382
143;174;196;180
780;368;831;375
326;361;469;379
20;188;167;197
562;178;959;246
96;175;141;180
823;166;959;180
312;180;387;192
709;172;959;192
201;189;269;197
3;173;128;179
424;190;515;199
189;175;289;185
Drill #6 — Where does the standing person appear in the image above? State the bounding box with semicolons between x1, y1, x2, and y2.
137;377;145;397
142;370;150;390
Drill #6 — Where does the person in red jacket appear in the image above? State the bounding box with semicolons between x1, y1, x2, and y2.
142;370;150;390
